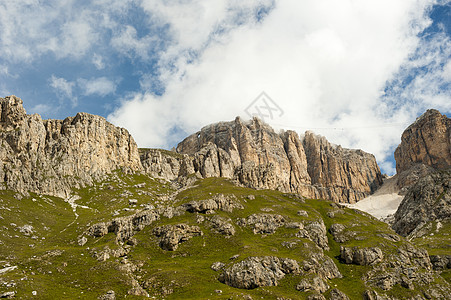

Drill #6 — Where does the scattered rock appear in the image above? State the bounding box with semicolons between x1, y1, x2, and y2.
183;194;243;214
296;276;329;293
297;210;308;217
211;262;225;271
153;224;203;251
0;291;15;299
219;256;300;289
329;288;350;300
98;290;115;300
208;215;235;236
237;213;285;234
19;224;34;236
340;246;383;265
296;219;329;250
78;236;88;246
392;170;450;237
430;255;451;270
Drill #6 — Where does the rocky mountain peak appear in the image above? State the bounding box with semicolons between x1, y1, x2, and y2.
395;109;450;174
0;95;142;198
175;117;382;203
0;95;27;130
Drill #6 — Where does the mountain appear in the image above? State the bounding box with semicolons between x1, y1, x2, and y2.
0;96;142;198
0;95;449;299
175;117;383;203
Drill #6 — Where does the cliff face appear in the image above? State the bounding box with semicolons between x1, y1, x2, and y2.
0;96;142;198
175;117;383;203
0;95;383;203
395;109;450;174
392;109;450;236
392;170;450;237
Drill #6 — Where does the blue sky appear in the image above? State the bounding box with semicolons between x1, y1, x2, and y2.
0;0;450;175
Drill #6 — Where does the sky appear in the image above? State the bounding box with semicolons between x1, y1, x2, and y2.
0;0;450;175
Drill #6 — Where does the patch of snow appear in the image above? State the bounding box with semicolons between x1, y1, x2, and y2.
345;176;404;220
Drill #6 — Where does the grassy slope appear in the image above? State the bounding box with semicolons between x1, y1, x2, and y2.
0;176;449;299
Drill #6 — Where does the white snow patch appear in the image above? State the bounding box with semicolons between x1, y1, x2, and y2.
345;176;403;220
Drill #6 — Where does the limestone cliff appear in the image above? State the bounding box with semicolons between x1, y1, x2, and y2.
175;117;383;203
0;96;142;198
392;170;450;237
395;109;450;174
392;109;450;236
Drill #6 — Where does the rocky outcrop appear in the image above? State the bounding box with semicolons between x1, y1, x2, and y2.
88;209;160;242
218;256;300;289
340;246;383;265
392;170;450;237
237;213;286;234
296;219;329;250
176;117;382;203
430;255;451;270
364;244;436;292
182;194;243;214
153;224;203;251
296;276;329;293
0;96;142;198
395;109;450;174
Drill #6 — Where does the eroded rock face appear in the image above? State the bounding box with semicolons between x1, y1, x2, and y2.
182;194;243;214
0;96;142;198
392;170;450;237
237;213;286;234
340;246;383;265
364;244;435;292
88;209;160;242
395;109;450;174
176;117;382;203
153;224;203;251
218;256;300;289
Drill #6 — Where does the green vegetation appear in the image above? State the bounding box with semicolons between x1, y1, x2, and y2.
0;176;449;299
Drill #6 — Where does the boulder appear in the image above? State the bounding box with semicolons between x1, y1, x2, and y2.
219;256;299;289
153;224;203;251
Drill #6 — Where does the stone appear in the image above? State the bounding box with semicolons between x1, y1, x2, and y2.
394;109;450;174
296;276;329;293
296;219;329;250
392;170;450;237
329;288;350;300
176;117;382;203
430;255;451;270
98;290;115;300
78;236;88;246
0;291;15;299
340;246;383;265
218;256;299;289
19;224;34;236
208;216;235;236
88;209;160;242
182;194;243;214
237;213;285;234
211;262;225;271
153;224;203;251
0;96;142;198
329;223;348;243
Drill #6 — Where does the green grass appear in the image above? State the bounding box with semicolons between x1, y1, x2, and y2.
0;176;449;299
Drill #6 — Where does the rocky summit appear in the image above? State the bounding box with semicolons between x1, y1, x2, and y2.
0;95;450;299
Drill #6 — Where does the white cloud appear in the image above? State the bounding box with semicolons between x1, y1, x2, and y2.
92;54;105;70
49;75;77;107
78;77;117;97
110;25;157;60
109;0;445;175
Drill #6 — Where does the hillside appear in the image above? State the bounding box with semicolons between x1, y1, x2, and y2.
0;96;450;299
